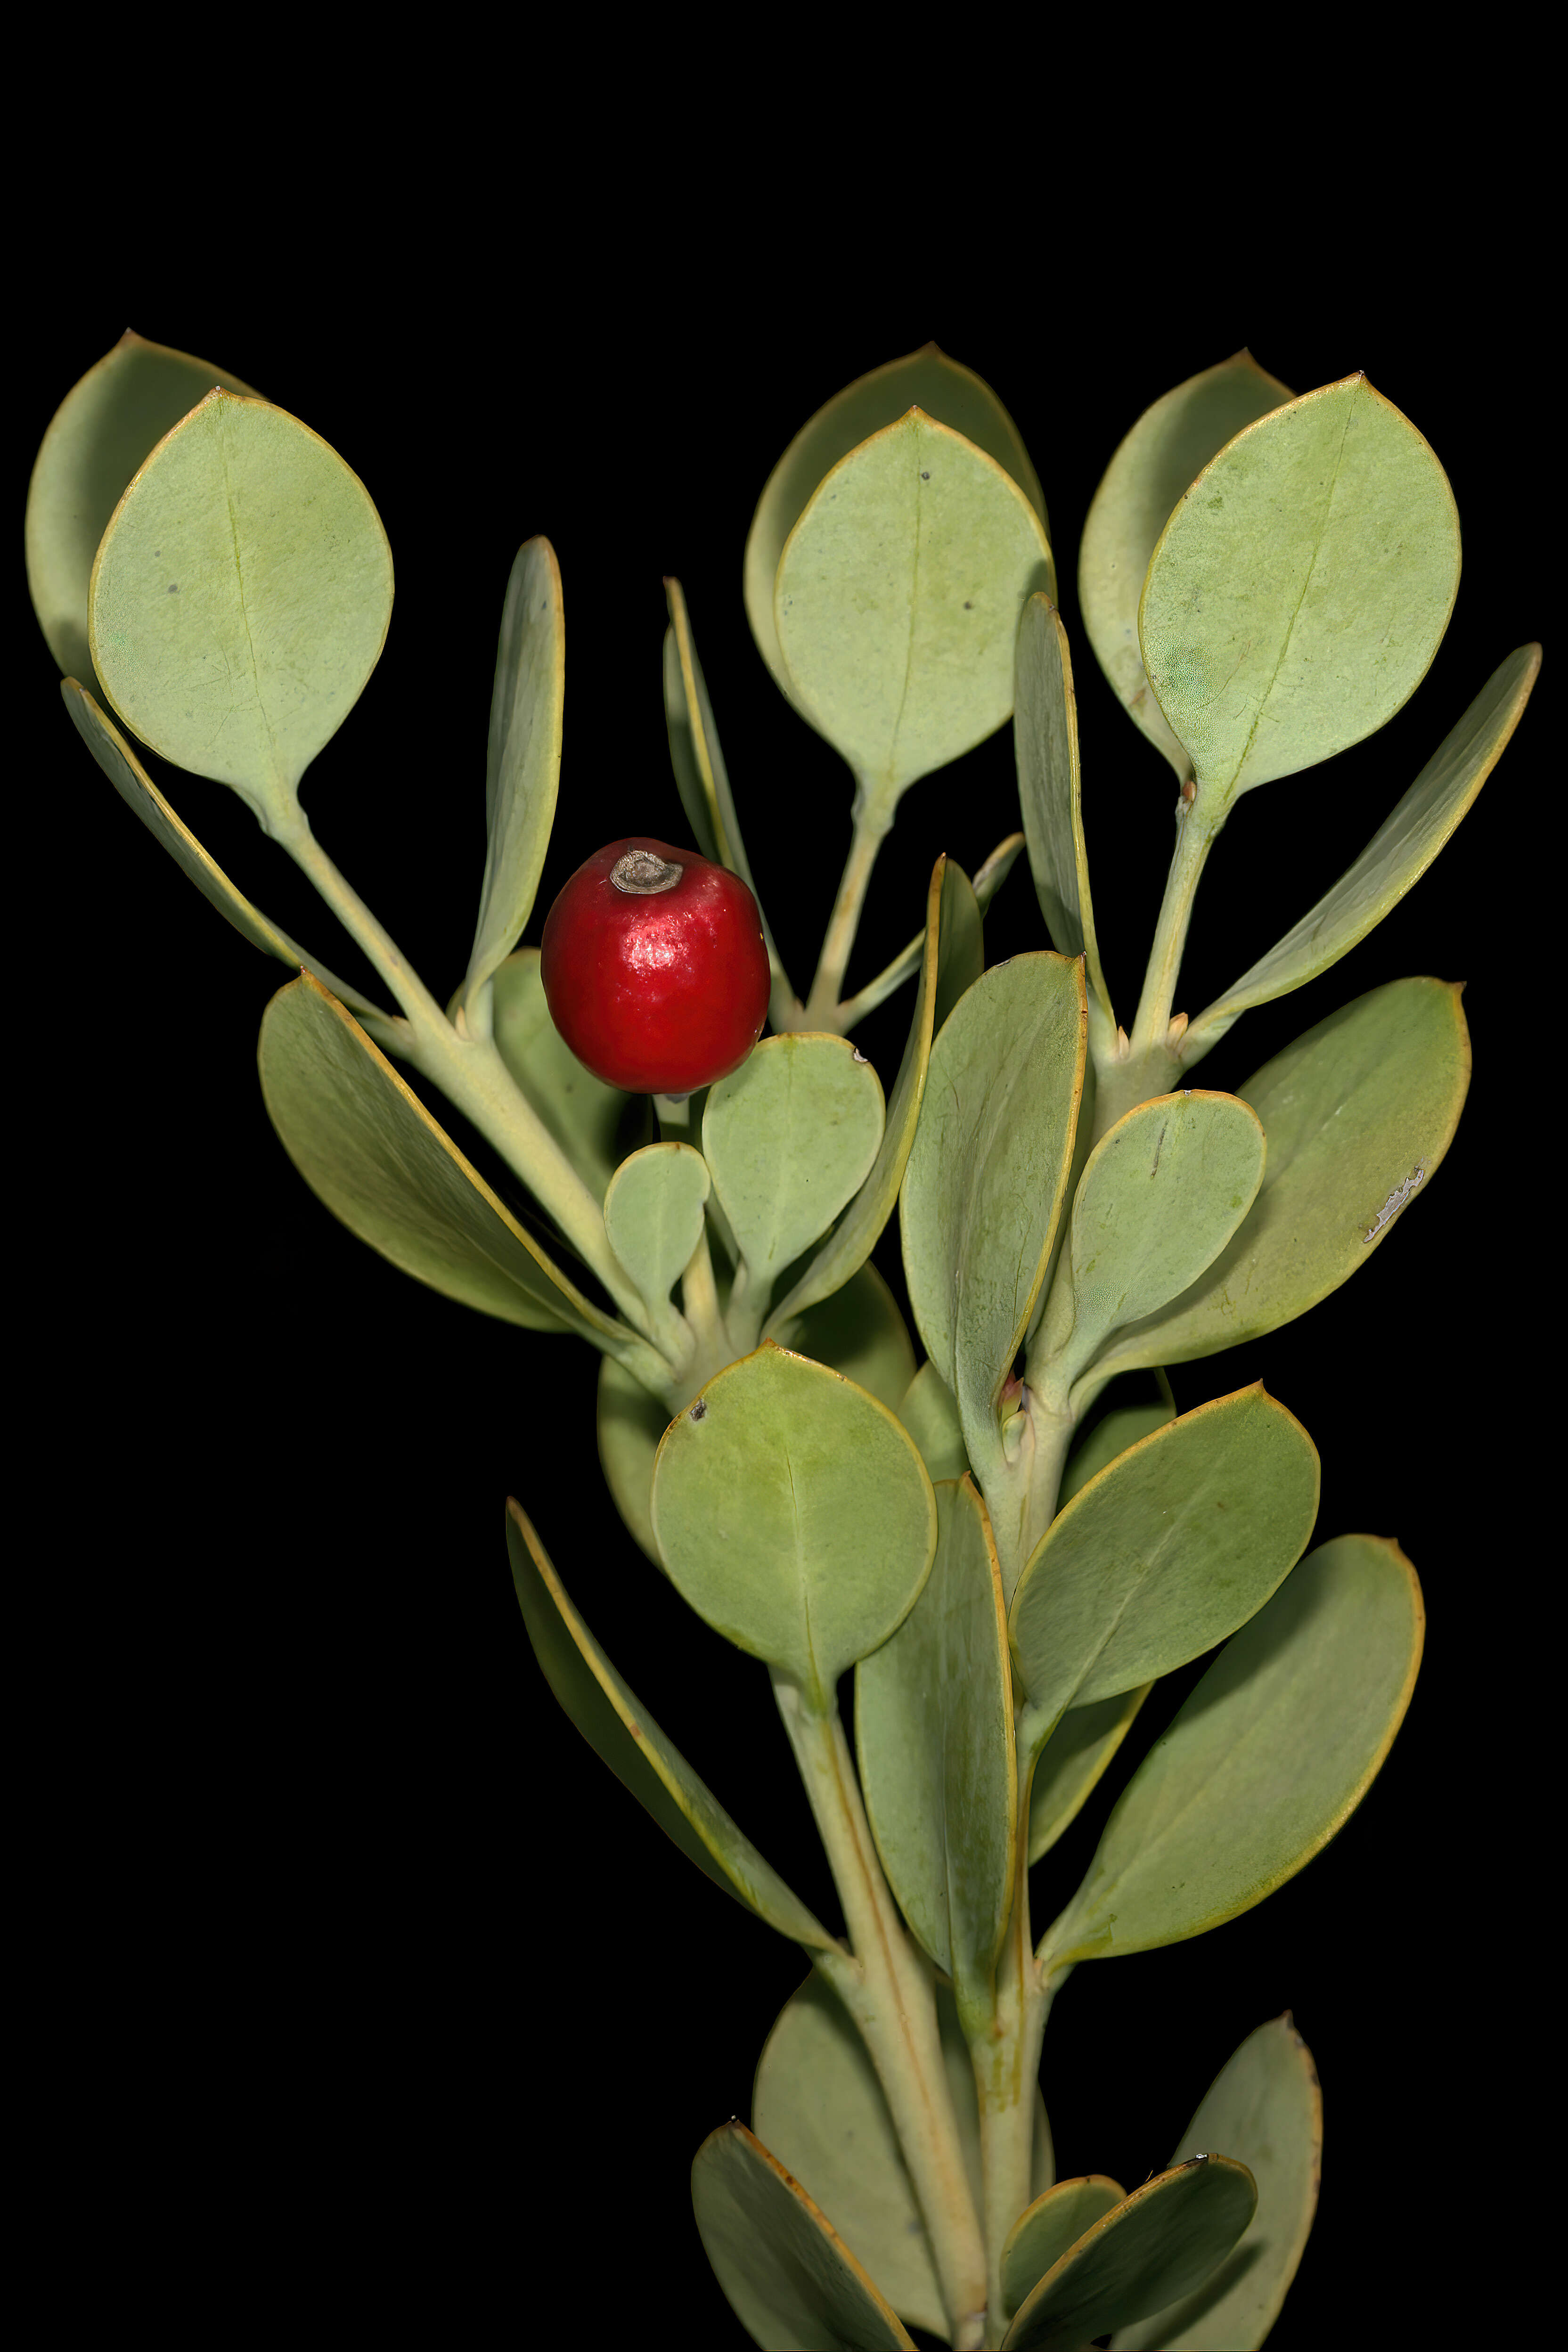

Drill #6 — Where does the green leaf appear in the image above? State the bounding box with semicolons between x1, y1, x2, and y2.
752;1966;1053;2342
896;1359;970;1484
855;1478;1017;2001
88;389;394;834
1182;644;1542;1062
1014;595;1115;1030
506;1500;838;1952
1090;977;1470;1383
479;948;642;1206
25;328;263;694
774;407;1054;816
1010;1385;1320;1745
1027;1686;1153;1866
703;1033;885;1334
598;1260;916;1574
1000;2177;1127;2328
603;1141;710;1342
258;968;649;1354
693;2119;920;2352
1002;2156;1257;2351
745;341;1051;721
1028;1092;1265;1415
1040;1534;1423;1968
766;857;952;1337
840;834;1022;1032
1060;1395;1175;1505
460;539;564;1018
1078;350;1294;784
61;679;392;1026
650;1340;937;1709
900;954;1086;1492
1138;374;1461;809
1111;2012;1322;2349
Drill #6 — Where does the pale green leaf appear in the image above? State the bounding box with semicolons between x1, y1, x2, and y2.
1014;594;1114;1028
1027;1686;1153;1867
89;390;394;833
1003;2157;1257;2350
462;539;564;1013
1001;2177;1126;2329
478;948;643;1207
1060;1395;1175;1505
1139;374;1460;808
1078;350;1293;784
896;1359;970;1485
603;1141;710;1337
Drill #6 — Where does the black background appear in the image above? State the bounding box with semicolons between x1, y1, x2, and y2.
22;253;1544;2345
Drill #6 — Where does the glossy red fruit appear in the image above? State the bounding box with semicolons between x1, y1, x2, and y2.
539;837;771;1095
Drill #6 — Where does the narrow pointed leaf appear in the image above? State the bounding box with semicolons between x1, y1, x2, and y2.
1091;977;1469;1381
1183;644;1541;1062
838;834;1023;1033
258;969;652;1353
506;1501;838;1951
1040;1535;1423;1968
693;2120;919;2351
1001;2177;1127;2326
1111;2013;1322;2349
650;1340;937;1709
855;1479;1017;1998
26;328;263;692
1011;1386;1319;1739
1003;2156;1257;2351
753;1967;1053;2341
745;341;1050;715
478;948;642;1206
775;408;1055;814
767;857;950;1336
1015;595;1114;1026
1078;351;1293;783
1029;1093;1265;1413
704;1034;885;1324
462;539;564;1012
62;679;392;1026
600;1258;917;1574
604;1140;711;1322
901;954;1086;1492
89;390;394;833
1028;1685;1153;1866
1138;374;1461;808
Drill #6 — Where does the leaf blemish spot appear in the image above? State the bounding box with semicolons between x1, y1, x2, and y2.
689;1398;708;1421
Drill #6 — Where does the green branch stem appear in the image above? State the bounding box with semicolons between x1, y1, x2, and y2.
1126;795;1221;1064
971;1816;1053;2345
275;808;661;1348
771;1670;990;2352
802;784;894;1028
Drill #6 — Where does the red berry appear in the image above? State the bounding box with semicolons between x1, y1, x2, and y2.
539;838;771;1095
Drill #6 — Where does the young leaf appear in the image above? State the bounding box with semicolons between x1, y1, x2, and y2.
1002;2156;1257;2350
1138;374;1461;812
1078;350;1294;784
603;1141;710;1341
461;538;564;1017
88;390;394;835
1000;2177;1127;2328
1014;594;1116;1033
650;1340;937;1709
1039;1534;1423;1968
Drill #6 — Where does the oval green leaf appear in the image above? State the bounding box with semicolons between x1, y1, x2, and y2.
1138;374;1461;808
900;953;1086;1489
461;538;564;1017
604;1141;711;1349
89;389;394;833
506;1499;838;1952
1028;1092;1265;1414
62;679;393;1029
1027;1685;1153;1866
1040;1534;1423;1969
753;1965;1053;2342
745;341;1050;718
1001;2176;1127;2328
1060;1394;1175;1505
703;1033;885;1335
650;1339;937;1708
259;968;653;1356
1003;2156;1257;2351
1090;976;1470;1383
855;1478;1017;1998
1078;350;1294;784
693;2119;919;2351
26;328;263;692
775;408;1055;814
1010;1385;1319;1737
1015;594;1115;1030
1111;2012;1322;2349
1183;644;1542;1062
